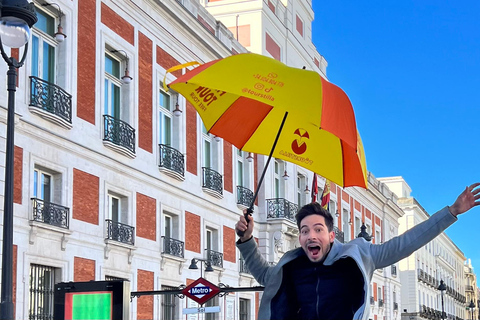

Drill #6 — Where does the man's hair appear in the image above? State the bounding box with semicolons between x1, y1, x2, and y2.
295;202;334;232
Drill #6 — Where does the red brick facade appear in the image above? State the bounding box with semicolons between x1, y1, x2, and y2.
72;169;99;225
14;146;22;204
223;226;236;263
74;257;95;281
186;102;197;175
265;32;281;61
156;46;181;78
223;141;233;193
77;0;96;124
137;270;154;320
185;211;201;253
228;25;251;47
138;32;153;153
101;2;134;45
136;192;156;241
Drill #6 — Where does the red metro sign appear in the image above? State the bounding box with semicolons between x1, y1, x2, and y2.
182;277;220;305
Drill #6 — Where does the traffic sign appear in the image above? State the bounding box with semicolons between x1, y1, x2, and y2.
182;277;220;305
183;306;221;314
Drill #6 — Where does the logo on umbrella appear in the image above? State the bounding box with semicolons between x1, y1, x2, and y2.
291;128;309;155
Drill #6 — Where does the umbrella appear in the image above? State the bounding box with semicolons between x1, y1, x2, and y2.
165;53;367;217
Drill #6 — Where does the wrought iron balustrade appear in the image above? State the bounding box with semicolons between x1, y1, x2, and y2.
370;296;374;305
29;76;72;123
266;198;298;223
239;258;250;274
205;249;223;268
161;236;184;258
159;144;184;177
237;186;254;207
32;198;69;229
202;167;223;195
103;115;136;153
333;226;344;243
378;299;384;308
105;219;135;245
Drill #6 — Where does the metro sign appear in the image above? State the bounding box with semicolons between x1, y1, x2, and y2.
182;277;220;305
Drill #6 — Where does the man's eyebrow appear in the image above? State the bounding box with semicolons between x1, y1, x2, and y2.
300;223;325;229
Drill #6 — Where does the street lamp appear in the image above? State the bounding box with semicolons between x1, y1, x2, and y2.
0;1;37;319
189;258;214;278
469;300;475;320
437;280;446;320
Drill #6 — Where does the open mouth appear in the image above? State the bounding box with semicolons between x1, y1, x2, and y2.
307;244;321;256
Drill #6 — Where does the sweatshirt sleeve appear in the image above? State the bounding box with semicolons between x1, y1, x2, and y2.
237;237;275;285
369;206;457;269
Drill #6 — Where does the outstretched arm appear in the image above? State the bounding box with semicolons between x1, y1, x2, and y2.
448;183;480;216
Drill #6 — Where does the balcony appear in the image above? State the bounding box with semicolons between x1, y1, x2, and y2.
370;296;374;305
158;144;184;179
31;198;69;229
161;236;184;258
237;186;254;208
239;258;250;274
29;76;72;127
202;167;223;196
105;219;135;245
266;198;298;223
391;264;397;276
333;226;344;243
393;302;398;311
103;115;136;155
378;299;384;308
205;249;223;268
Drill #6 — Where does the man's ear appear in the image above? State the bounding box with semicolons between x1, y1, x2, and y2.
329;230;335;243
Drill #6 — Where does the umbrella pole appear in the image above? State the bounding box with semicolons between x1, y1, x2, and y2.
237;112;288;237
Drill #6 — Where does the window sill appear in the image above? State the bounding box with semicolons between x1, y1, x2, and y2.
29;106;72;130
104;239;137;264
159;167;185;181
103;141;136;159
202;187;223;199
29;220;72;250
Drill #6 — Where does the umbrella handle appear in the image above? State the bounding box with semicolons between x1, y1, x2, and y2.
236;208;253;237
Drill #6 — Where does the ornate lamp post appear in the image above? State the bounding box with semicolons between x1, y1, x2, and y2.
437;280;446;320
0;1;37;319
189;258;214;278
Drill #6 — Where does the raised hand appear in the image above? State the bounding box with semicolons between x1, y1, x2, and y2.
449;183;480;216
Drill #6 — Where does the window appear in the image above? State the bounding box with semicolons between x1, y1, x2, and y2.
32;7;56;83
29;264;59;320
273;160;287;198
237;149;244;187
205;227;222;267
34;168;52;203
205;296;218;320
295;15;304;37
342;209;350;241
274;160;280;198
159;87;173;146
164;215;172;239
104;53;121;119
236;149;252;189
297;174;307;207
161;286;178;320
202;124;212;168
239;298;250;320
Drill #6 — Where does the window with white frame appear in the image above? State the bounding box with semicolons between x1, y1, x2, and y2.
34;167;53;203
297;174;307;207
273;160;287;198
32;7;57;83
342;209;350;241
104;53;121;119
205;296;219;320
159;86;173;146
29;264;59;320
162;211;183;257
236;149;252;188
161;285;179;320
239;298;250;320
205;227;221;267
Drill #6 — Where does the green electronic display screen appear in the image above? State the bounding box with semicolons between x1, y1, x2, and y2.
65;292;112;320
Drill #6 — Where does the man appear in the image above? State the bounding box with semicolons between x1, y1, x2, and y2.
235;183;480;320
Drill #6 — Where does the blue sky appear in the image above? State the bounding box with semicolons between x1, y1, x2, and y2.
312;1;480;273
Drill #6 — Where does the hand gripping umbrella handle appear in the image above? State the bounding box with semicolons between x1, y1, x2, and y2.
236;207;253;237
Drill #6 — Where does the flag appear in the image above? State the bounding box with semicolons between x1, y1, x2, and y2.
320;179;330;211
311;173;318;203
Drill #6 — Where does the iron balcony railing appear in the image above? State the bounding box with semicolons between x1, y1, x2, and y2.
202;167;223;195
370;296;374;305
239;258;250;274
266;198;298;223
393;302;398;311
333;226;344;243
103;115;136;154
29;76;72;124
161;236;184;258
237;186;254;208
32;198;69;229
378;299;384;308
105;219;135;245
159;144;184;177
205;249;223;268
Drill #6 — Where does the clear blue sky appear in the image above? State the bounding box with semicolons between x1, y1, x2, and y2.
312;1;480;273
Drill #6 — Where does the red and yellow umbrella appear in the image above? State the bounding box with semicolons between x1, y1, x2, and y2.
166;53;367;190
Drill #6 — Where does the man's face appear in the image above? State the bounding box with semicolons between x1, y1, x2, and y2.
298;214;335;263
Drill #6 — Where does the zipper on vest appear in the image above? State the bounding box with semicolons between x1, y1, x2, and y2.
315;266;320;318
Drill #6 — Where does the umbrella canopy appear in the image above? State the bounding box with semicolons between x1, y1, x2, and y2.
166;53;367;189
